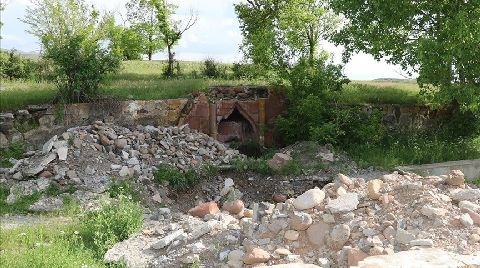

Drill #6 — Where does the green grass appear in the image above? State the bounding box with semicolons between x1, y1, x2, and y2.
0;60;264;111
345;135;480;170
0;186;42;215
333;81;421;105
0;223;104;268
0;60;420;111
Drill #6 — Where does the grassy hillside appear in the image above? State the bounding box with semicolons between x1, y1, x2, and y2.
0;60;420;111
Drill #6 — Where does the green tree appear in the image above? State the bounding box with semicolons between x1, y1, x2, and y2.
330;0;480;112
235;0;341;75
108;20;144;60
126;0;164;60
23;0;121;103
153;0;197;77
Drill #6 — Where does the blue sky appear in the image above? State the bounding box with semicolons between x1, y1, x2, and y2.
0;0;413;80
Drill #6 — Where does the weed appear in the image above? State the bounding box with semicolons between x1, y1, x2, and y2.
13;118;40;133
201;163;221;177
78;196;143;258
154;164;200;190
0;185;42;215
108;179;142;202
0;223;104;268
0;141;24;168
233;158;273;175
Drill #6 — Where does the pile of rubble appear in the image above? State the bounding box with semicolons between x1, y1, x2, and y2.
1;122;243;207
104;170;480;267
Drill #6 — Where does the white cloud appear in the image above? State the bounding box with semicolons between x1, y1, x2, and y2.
0;0;415;79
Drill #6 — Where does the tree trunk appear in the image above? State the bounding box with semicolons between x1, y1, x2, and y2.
148;52;152;61
167;44;174;76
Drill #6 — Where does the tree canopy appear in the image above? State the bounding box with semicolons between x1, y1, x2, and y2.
235;0;341;75
330;0;480;111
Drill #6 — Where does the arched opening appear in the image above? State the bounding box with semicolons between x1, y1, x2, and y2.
217;107;257;143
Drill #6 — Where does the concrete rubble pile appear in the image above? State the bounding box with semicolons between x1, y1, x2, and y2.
0;121;243;208
104;170;480;267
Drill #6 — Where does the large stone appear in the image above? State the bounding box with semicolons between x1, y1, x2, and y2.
450;189;480;201
306;222;329;247
459;200;480;212
327;193;359;213
188;201;220;218
284;230;300;241
460;213;474;227
243;248;270;265
353;248;480;268
227;250;245;268
223;200;244;215
115;139;128;149
367;179;383;199
24;153;57;177
267;153;292;169
446;170;465;186
293;187;326;210
396;228;415;245
42;135;57;154
290;211;313;231
330;224;350;249
57;147;68;161
347;248;369;266
264;265;322;268
337;173;354;187
29;197;64;212
151;229;184;249
421;205;447;218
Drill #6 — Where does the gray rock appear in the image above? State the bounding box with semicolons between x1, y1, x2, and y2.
57;147;68;161
24;153;57;177
410;239;434;247
327;193;359;213
151;229;184;249
29;197;64;212
42;135;57;154
330;224;350;249
396;228;415;245
450;189;480;201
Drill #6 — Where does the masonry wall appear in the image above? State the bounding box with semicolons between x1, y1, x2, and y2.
0;97;443;150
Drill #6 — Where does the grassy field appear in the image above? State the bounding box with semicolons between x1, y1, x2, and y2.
0;60;421;111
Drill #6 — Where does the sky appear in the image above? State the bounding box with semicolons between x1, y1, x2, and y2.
0;0;414;80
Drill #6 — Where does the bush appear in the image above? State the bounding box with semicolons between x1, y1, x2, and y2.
108;179;141;202
0;50;39;80
154;164;199;190
202;58;221;78
23;0;121;103
232;62;262;79
78;196;143;258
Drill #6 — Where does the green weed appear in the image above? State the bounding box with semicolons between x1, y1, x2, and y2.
154;164;200;190
0;141;24;168
78;196;143;259
0;185;42;215
108;179;141;202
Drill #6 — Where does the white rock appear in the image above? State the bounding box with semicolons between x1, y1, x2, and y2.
42;135;57;153
57;147;68;161
459;201;480;212
421;205;447;218
410;239;434;247
227;249;245;268
353;248;480;268
293;187;325;210
119;166;130;177
460;213;474;227
190;242;206;254
450;189;480;201
284;230;300;241
330;224;350;249
151;229;184;249
396;229;415;245
318;258;331;268
338;173;354;187
327;193;359;213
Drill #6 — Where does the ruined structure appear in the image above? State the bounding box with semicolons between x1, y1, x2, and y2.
0;86;287;149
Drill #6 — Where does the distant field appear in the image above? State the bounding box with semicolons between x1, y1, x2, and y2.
0;60;421;111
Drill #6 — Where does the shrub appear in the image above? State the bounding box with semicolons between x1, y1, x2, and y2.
233;158;273;175
23;0;121;103
0;50;39;80
154;164;199;190
78;196;143;258
232;62;262;79
202;58;220;78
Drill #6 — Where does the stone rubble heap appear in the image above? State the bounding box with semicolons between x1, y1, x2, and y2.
1;121;243;206
104;170;480;267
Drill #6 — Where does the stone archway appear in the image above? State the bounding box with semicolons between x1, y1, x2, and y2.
217;104;258;143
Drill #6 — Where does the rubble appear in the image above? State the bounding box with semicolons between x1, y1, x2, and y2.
99;169;480;267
